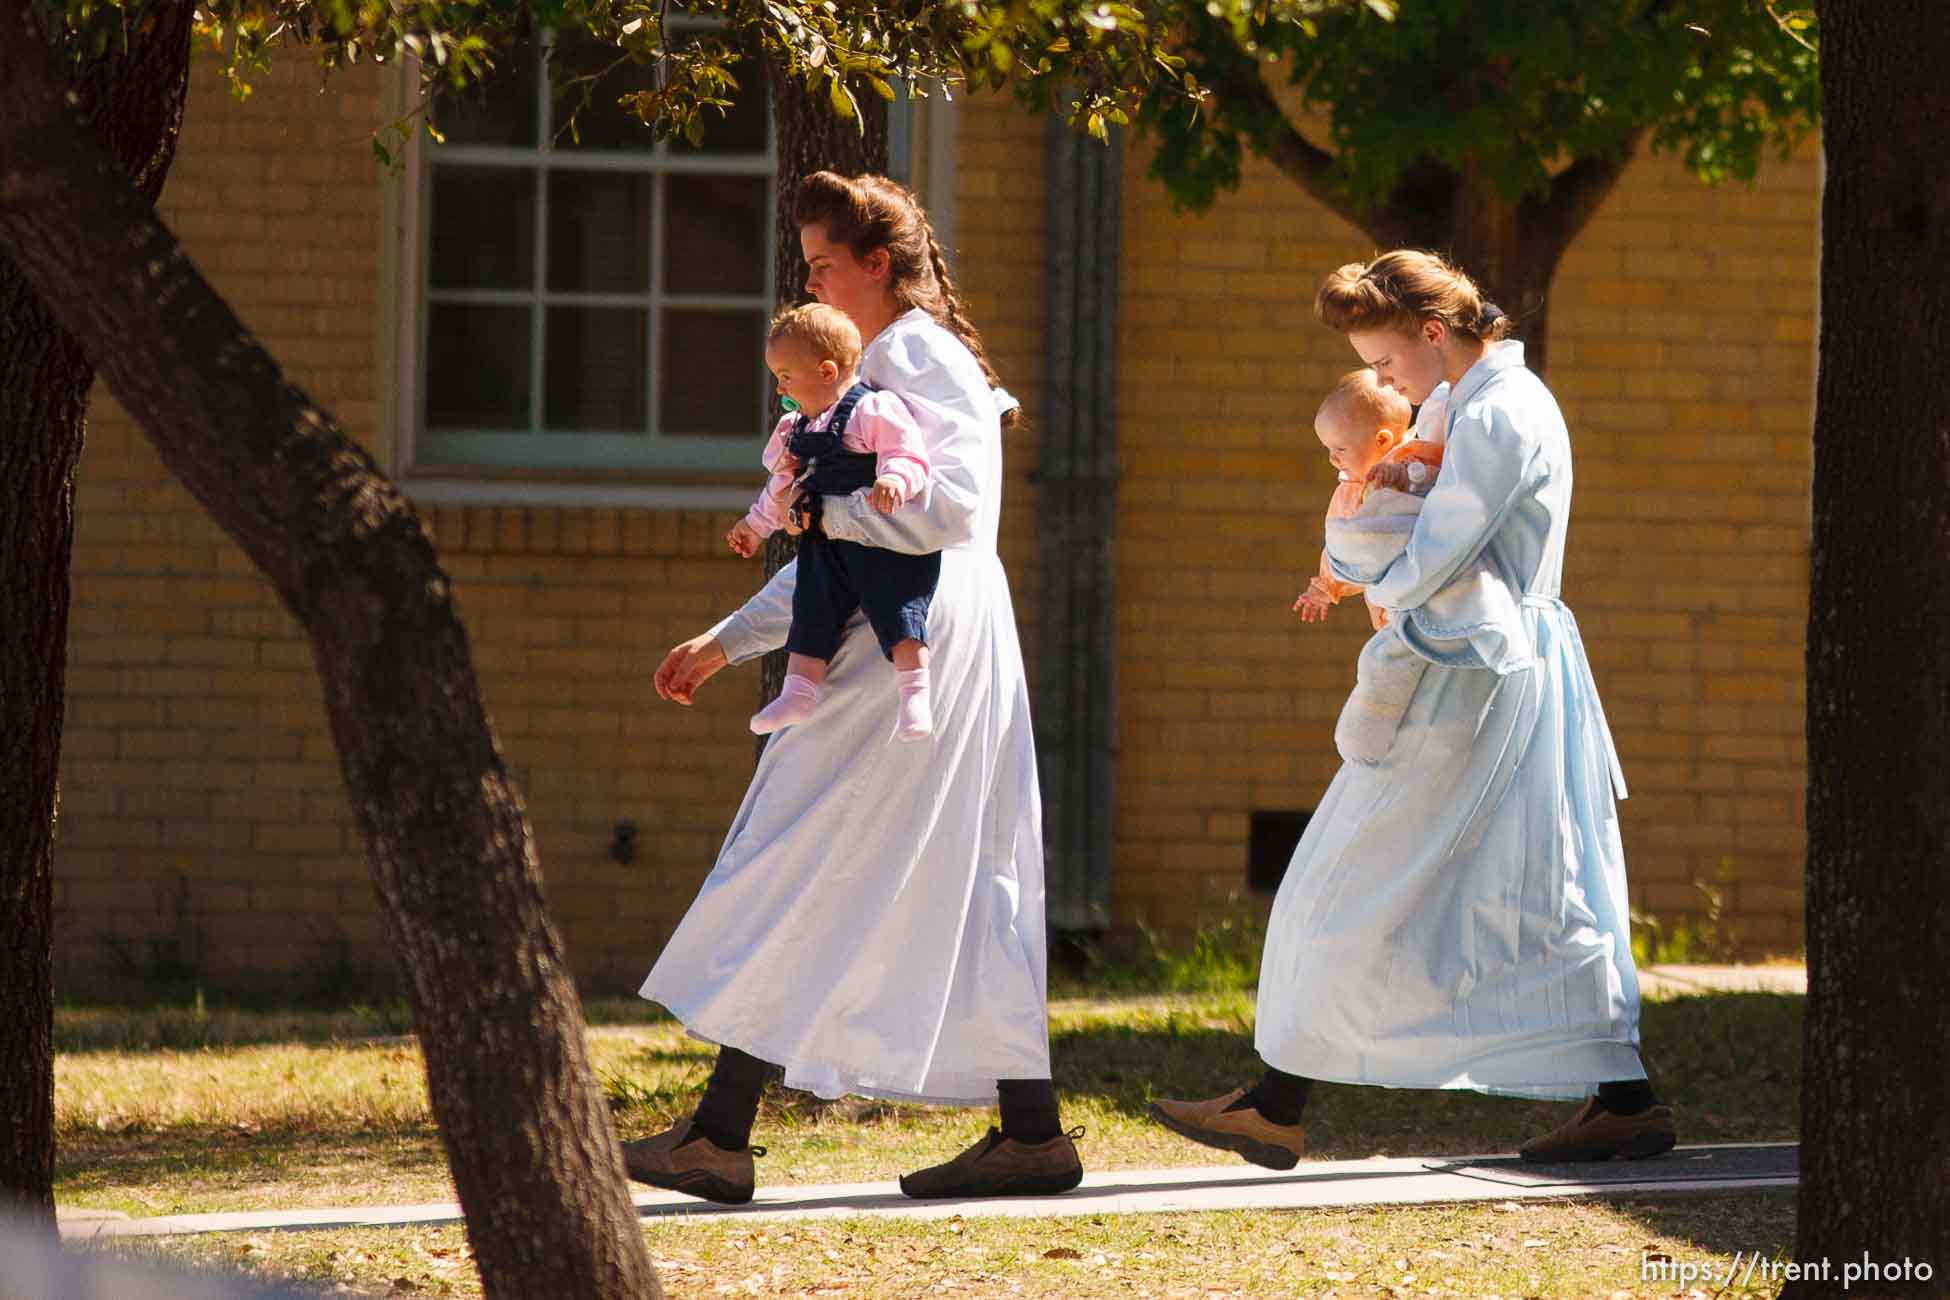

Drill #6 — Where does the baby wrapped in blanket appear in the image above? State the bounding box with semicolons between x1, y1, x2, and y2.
1296;373;1523;765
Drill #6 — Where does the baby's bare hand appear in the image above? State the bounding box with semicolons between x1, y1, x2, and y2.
726;520;761;558
1366;462;1411;492
870;476;907;514
1293;589;1333;623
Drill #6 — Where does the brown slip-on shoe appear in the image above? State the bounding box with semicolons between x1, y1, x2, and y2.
1148;1087;1305;1170
621;1118;762;1205
899;1127;1085;1199
1519;1097;1678;1163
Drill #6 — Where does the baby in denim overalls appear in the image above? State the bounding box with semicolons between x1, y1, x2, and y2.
727;304;938;742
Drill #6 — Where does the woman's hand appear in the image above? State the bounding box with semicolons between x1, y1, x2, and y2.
653;633;729;705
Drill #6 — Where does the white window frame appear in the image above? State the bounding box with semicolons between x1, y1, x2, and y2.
379;56;957;511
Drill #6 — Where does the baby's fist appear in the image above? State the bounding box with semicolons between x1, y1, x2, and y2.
726;519;761;558
1365;461;1411;493
869;475;908;514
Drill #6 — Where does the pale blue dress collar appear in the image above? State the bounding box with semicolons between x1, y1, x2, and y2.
1444;339;1526;411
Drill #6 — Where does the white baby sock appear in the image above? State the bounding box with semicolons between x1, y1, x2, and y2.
750;673;820;735
893;667;933;742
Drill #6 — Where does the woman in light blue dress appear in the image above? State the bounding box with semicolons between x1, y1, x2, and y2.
1151;250;1678;1168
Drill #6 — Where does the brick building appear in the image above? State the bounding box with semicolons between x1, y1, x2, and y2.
50;48;1815;996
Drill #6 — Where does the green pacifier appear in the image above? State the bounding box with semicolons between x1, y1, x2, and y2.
780;397;802;412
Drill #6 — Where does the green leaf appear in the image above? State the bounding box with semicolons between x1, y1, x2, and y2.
828;75;855;119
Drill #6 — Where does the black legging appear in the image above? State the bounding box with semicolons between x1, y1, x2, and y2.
690;1047;1062;1149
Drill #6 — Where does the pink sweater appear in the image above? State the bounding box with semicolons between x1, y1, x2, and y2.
743;389;932;538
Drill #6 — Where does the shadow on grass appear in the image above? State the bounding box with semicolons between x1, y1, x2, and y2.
1619;1190;1799;1264
56;1123;449;1215
56;988;1799;1221
1042;991;1800;1154
55;997;675;1054
600;990;1801;1162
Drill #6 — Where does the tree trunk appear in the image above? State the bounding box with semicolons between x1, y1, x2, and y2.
1446;169;1560;378
1310;147;1637;381
0;0;194;1224
756;58;887;726
1788;3;1950;1295
0;14;660;1298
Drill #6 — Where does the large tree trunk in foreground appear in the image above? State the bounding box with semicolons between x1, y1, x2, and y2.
1789;3;1950;1295
756;61;887;723
0;1;193;1224
0;13;659;1297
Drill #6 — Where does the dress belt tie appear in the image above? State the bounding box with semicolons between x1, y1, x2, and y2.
1521;593;1628;801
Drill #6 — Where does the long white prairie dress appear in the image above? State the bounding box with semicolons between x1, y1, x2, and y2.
1257;342;1645;1099
640;308;1050;1106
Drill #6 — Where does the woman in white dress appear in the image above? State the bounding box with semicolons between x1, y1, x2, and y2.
1152;250;1678;1168
623;171;1081;1204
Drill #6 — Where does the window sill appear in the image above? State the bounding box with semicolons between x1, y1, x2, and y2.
402;477;753;512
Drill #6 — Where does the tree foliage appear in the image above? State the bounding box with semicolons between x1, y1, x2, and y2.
1146;0;1819;216
32;0;1343;160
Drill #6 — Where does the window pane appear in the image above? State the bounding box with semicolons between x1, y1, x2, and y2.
425;304;532;430
429;168;536;290
549;34;655;152
434;43;541;148
659;309;766;436
545;307;648;431
547;172;653;293
662;175;768;296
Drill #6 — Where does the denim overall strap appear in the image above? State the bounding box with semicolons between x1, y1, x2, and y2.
791;382;881;497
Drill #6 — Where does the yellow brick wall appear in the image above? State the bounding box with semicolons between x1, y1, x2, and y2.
1110;136;1817;956
52;72;1052;996
951;97;1046;663
53;56;1811;994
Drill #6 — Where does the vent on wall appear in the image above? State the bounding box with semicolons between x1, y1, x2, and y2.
1249;810;1313;894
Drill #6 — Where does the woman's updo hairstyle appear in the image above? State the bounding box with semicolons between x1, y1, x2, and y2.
1314;249;1511;344
793;170;1020;429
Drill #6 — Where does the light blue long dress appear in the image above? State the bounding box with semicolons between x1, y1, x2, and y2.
1256;342;1644;1099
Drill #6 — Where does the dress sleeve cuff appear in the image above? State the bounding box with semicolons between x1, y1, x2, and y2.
708;609;764;666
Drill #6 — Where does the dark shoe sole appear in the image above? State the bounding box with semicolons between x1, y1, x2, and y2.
1148;1102;1300;1171
898;1165;1084;1200
1519;1128;1678;1164
624;1163;754;1205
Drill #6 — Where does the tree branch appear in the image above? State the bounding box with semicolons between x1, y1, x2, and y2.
1211;54;1387;242
1529;129;1645;263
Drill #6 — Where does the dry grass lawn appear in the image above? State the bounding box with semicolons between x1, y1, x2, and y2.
59;987;1802;1295
91;1195;1798;1297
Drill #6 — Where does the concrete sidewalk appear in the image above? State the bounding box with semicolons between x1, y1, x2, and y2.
59;1143;1795;1240
1638;964;1804;996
